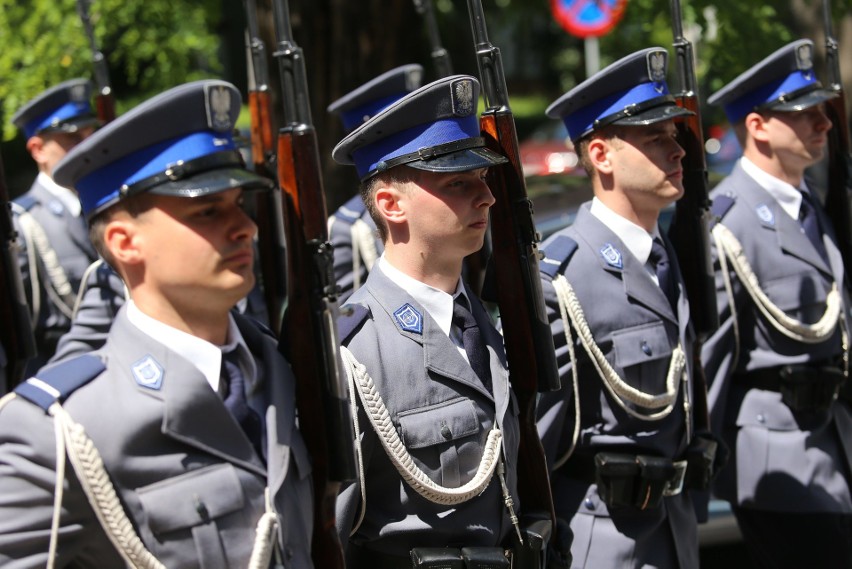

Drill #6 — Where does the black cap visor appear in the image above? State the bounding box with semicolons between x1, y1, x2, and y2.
610;102;694;128
147;167;274;199
38;115;102;137
759;87;838;114
406;146;508;174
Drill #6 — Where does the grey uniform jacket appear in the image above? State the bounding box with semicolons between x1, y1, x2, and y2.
48;260;269;365
701;162;852;514
13;179;97;375
335;263;520;558
536;204;698;569
328;195;383;304
0;307;314;568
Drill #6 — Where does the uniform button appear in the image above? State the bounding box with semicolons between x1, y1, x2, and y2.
441;423;452;440
756;413;766;424
583;497;595;510
285;546;293;559
641;341;652;356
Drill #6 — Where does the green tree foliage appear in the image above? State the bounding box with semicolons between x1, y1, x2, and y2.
0;0;224;140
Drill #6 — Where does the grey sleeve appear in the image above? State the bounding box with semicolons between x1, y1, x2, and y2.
50;262;126;365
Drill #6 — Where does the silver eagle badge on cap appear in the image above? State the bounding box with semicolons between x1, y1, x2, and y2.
451;79;475;117
70;83;88;103
647;51;667;92
205;84;233;132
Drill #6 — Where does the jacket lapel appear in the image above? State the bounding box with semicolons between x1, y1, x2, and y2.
576;208;677;324
365;265;495;400
106;309;266;477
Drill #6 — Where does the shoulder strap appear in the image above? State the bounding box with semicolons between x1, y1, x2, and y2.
540;235;579;278
338;304;370;344
15;355;105;412
333;195;367;224
709;194;736;229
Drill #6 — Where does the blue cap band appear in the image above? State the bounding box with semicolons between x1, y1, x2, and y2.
24;100;94;138
563;81;670;141
723;69;818;123
351;115;480;179
340;92;407;133
76;131;237;215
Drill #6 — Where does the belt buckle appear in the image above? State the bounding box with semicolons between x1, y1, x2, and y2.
662;460;687;497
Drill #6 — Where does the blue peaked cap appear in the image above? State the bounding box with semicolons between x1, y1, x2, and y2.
332;75;507;181
708;40;837;123
53;80;272;219
328;64;424;133
546;47;692;142
12;78;100;139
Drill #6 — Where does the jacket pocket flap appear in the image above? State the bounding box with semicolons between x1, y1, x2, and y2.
137;463;245;534
398;398;479;449
611;321;673;369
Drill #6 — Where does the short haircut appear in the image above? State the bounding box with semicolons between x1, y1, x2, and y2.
359;166;422;243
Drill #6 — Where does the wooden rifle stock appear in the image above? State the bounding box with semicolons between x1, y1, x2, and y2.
76;0;115;124
0;151;37;389
243;0;286;330
822;0;852;275
271;1;355;567
467;0;559;534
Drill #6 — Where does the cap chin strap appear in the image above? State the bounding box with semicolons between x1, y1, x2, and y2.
365;137;488;180
118;150;247;198
592;94;678;131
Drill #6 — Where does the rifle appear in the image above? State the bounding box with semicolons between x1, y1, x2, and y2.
242;0;287;330
76;0;115;123
270;1;355;567
668;0;718;345
0;150;37;390
412;0;454;78
466;0;559;561
821;0;852;275
669;0;722;493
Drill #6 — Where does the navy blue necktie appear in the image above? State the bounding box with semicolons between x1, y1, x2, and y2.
453;296;492;391
799;190;830;264
221;350;264;459
649;238;678;313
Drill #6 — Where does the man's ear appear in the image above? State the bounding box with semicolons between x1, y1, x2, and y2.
103;216;144;267
587;136;613;176
744;112;770;143
375;182;407;227
25;136;46;165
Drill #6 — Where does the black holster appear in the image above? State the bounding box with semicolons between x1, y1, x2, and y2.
683;431;724;491
508;515;553;569
593;452;680;510
778;365;845;413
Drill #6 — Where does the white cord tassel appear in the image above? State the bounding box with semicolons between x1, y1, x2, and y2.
340;346;502;505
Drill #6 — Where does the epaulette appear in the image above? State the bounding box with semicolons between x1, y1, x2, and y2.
14;355;105;412
337;304;370;344
709;194;736;228
333;195;367;224
540;235;579;278
12;194;39;212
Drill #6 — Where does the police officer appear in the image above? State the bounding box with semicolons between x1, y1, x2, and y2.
0;80;313;568
536;48;704;568
702;40;852;568
10;79;101;375
327;64;423;302
332;75;521;567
